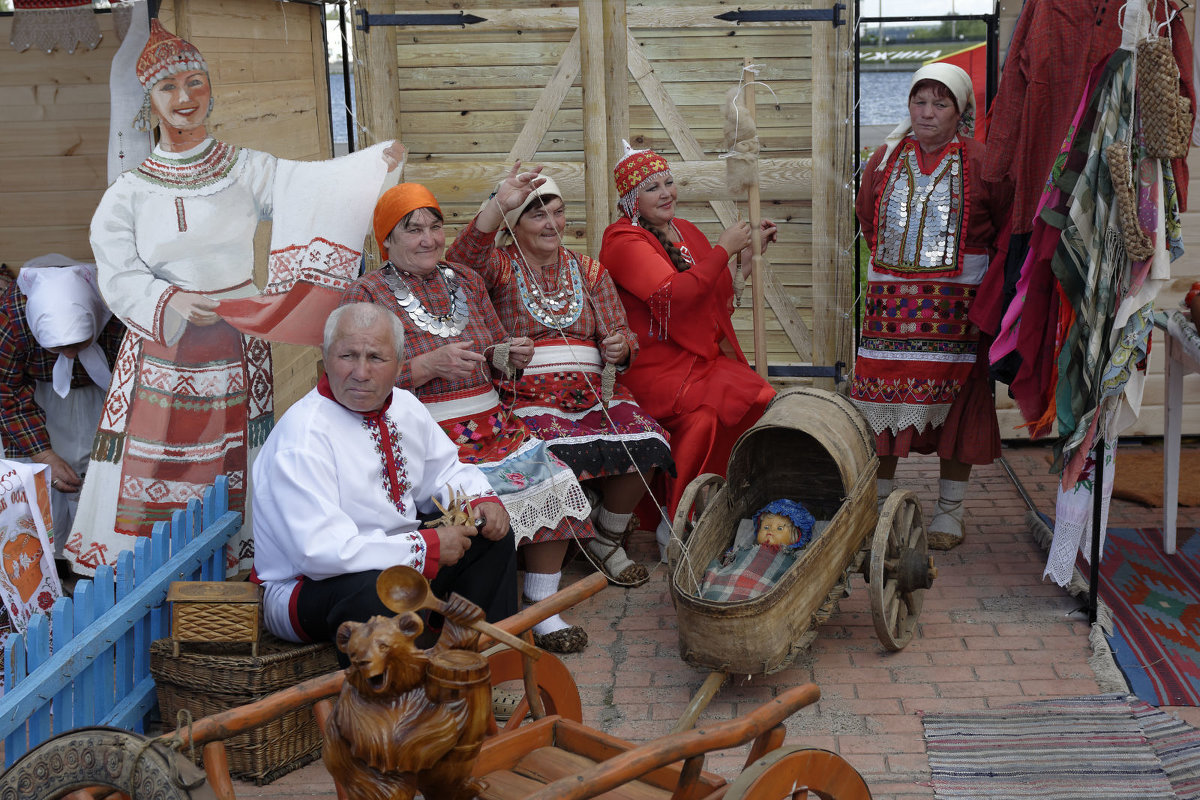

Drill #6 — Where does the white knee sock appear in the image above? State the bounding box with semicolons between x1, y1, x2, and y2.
930;478;967;534
524;571;569;636
595;507;632;536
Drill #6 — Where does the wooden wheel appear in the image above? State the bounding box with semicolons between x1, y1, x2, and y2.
869;490;934;651
0;727;216;800
723;746;872;799
669;473;726;565
486;648;581;734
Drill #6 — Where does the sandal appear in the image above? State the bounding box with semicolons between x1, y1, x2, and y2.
585;527;649;588
492;686;524;723
532;625;588;654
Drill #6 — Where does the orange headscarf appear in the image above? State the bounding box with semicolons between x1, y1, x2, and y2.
373;183;442;260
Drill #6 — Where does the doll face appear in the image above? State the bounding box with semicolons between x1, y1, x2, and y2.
756;513;798;546
150;70;212;132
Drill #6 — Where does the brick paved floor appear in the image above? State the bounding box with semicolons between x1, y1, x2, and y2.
232;441;1200;800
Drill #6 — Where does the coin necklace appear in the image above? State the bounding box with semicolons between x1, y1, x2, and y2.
381;261;469;338
513;249;585;329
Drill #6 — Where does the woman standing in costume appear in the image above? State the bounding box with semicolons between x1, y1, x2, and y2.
341;183;597;654
73;21;400;576
0;257;124;560
447;164;674;585
852;63;1011;550
598;143;776;553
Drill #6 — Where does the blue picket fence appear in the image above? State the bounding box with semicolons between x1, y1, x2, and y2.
0;475;241;768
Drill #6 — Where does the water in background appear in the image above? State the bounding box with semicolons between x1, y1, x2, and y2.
329;70;911;145
859;71;912;127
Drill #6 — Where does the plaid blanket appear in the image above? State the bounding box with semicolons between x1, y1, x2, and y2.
699;544;798;602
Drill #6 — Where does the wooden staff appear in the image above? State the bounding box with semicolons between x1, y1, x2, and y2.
742;57;768;379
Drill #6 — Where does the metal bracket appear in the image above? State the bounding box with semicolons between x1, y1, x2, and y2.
355;9;486;31
714;4;846;27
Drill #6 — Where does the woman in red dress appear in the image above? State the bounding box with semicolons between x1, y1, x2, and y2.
853;64;1011;549
598;144;776;555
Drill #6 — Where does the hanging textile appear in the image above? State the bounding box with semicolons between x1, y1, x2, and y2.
9;0;101;54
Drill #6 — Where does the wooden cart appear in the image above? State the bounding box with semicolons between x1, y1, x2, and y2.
668;388;935;679
0;574;871;800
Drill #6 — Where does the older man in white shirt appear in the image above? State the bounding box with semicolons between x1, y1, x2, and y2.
252;303;516;647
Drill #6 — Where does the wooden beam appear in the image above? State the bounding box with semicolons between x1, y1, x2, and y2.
309;3;333;159
353;0;400;149
579;0;609;256
506;31;581;162
603;0;629;215
809;15;852;388
403;158;812;201
384;5;829;33
626;31;812;362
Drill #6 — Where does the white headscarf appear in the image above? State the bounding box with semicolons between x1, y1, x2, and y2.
16;255;114;399
500;175;564;232
877;63;976;171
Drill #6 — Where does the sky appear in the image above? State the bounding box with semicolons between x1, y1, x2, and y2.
873;0;998;16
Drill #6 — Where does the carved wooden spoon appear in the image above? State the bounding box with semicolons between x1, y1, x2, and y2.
377;565;541;660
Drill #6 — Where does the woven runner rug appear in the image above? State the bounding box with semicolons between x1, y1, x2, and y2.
1097;526;1200;706
924;694;1200;799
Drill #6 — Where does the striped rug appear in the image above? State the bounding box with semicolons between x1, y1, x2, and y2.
923;695;1185;799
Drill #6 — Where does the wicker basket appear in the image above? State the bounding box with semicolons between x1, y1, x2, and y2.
150;634;339;784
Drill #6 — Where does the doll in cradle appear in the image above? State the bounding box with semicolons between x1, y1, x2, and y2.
698;499;816;602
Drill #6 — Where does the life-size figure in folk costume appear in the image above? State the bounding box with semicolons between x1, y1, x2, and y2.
68;20;402;576
852;63;1011;550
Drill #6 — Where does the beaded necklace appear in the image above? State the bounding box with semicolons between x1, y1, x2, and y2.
513;248;585;329
380;262;469;338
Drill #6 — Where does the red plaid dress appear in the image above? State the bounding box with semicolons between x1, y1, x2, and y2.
447;222;673;481
340;264;592;546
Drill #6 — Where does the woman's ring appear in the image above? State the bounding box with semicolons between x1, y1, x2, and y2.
51;478;59;487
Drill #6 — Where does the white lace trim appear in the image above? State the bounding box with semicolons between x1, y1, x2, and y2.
502;467;591;546
1043;440;1116;587
853;399;951;437
9;7;101;54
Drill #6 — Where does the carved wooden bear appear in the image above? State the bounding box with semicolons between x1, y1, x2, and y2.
323;597;490;800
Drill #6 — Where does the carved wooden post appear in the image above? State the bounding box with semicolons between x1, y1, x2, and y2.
579;0;609;256
603;0;630;217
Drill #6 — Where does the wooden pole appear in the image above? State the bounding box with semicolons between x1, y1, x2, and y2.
352;0;400;271
603;0;629;217
579;0;609;256
810;18;851;390
352;0;401;151
742;57;768;379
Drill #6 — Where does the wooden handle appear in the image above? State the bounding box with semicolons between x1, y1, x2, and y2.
743;56;768;380
470;618;542;660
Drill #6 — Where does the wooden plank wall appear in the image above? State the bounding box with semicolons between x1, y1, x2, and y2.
990;0;1200;439
384;0;842;369
0;1;333;415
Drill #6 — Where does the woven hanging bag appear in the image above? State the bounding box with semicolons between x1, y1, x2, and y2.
1106;141;1156;262
1137;36;1193;159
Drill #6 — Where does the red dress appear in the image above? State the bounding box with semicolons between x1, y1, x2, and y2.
598;217;774;516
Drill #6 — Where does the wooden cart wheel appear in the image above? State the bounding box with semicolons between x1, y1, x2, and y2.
486;648;582;734
0;726;216;800
670;473;726;563
722;746;872;799
869;489;934;652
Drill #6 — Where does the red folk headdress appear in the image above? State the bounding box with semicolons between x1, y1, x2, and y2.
136;19;208;89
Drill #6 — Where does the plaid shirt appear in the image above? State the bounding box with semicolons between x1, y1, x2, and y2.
0;283;126;457
340;263;510;401
447;220;639;362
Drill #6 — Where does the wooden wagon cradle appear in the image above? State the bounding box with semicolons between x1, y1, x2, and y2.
668;387;938;675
